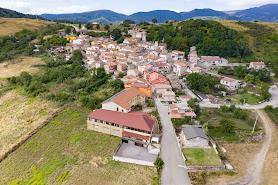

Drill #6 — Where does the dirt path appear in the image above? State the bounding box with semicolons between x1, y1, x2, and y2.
227;110;272;185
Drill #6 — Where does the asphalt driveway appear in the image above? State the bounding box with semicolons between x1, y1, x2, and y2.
154;97;191;185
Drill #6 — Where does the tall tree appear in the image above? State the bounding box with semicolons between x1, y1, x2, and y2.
152;18;158;24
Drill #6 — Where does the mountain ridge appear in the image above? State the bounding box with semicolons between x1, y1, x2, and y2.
1;4;278;24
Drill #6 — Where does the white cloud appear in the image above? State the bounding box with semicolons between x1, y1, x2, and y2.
30;4;102;14
0;1;32;13
213;0;278;9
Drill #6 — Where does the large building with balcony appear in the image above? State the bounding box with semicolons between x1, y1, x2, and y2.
87;109;155;147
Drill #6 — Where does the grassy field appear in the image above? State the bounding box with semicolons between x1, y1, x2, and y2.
0;18;53;37
0;57;44;78
231;92;262;104
0;105;156;185
0;89;59;154
182;148;221;166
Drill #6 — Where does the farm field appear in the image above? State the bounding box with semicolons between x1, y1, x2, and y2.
0;18;53;37
0;57;44;78
0;89;59;154
0;106;156;185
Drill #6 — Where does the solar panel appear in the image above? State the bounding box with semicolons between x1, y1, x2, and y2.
103;89;127;103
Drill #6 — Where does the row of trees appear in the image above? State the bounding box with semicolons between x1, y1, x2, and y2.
218;66;271;83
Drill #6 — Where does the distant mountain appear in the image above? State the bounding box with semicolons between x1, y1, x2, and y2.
0;7;45;20
180;9;238;20
129;10;181;23
41;10;127;25
232;4;278;22
2;4;277;24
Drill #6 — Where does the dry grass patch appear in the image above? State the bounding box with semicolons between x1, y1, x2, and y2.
217;20;250;32
0;18;53;37
0;57;44;78
206;142;262;184
262;111;278;185
256;22;278;33
0;90;59;154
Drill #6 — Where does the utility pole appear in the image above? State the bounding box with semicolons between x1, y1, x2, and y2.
252;111;259;134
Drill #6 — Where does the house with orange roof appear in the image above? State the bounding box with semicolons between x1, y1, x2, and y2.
186;66;203;74
249;62;266;70
104;62;117;74
101;87;146;113
220;77;241;90
159;43;167;50
175;61;188;76
171;50;185;61
127;69;139;77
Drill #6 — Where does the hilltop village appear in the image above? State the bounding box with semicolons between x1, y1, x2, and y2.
41;25;269;169
1;19;277;185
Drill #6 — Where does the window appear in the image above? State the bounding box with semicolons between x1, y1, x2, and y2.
113;129;120;135
100;120;103;124
93;124;99;130
103;127;109;133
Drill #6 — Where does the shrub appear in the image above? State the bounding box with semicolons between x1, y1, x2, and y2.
147;100;155;107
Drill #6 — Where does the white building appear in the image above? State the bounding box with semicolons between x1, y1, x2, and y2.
220;77;241;90
249;62;266;70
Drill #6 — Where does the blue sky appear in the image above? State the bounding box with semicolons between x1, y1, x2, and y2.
0;0;277;15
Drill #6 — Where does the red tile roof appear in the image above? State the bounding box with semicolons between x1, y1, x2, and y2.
202;56;221;61
103;87;145;110
251;62;265;65
88;109;155;131
180;95;192;99
122;131;150;141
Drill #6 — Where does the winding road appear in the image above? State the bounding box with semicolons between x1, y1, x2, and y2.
200;86;278;110
227;110;272;185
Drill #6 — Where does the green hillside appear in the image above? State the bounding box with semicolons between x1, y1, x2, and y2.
0;7;45;20
218;20;278;75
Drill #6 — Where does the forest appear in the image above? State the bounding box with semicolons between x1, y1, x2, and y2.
146;19;251;59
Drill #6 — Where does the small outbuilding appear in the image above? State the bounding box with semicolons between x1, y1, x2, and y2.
181;125;210;148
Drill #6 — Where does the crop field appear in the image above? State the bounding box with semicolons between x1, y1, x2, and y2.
0;18;53;37
0;90;59;154
0;106;156;185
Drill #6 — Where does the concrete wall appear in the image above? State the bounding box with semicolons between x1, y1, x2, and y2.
102;101;129;113
185;137;210;148
113;156;155;166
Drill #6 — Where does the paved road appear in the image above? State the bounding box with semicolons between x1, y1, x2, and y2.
154;97;191;185
70;24;80;32
200;86;278;110
227;110;272;185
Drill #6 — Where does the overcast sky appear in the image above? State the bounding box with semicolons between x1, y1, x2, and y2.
0;0;277;15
